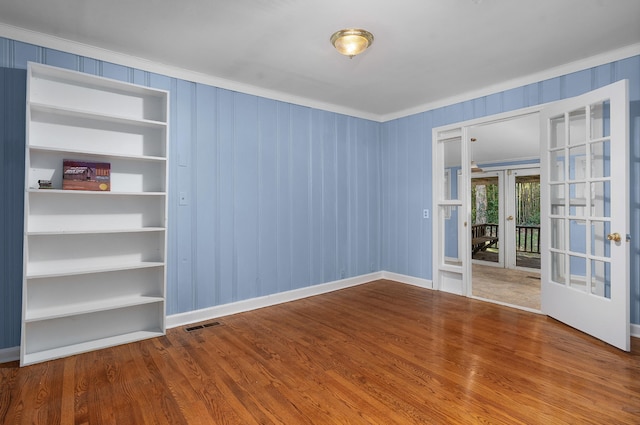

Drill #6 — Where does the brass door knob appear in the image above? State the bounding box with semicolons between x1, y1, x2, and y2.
607;232;621;242
507;215;514;221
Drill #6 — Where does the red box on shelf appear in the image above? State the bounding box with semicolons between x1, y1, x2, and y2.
62;160;111;191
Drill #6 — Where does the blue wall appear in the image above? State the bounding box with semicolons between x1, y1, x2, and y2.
381;56;640;323
0;67;26;350
1;35;639;351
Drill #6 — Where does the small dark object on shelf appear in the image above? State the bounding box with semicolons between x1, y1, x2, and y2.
38;179;53;189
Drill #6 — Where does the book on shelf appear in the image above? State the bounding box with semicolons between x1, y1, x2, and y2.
62;160;111;191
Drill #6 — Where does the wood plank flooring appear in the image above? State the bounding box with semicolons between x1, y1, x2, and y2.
2;280;639;424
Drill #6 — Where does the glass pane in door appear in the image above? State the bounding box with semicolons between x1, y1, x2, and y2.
515;174;540;269
441;204;462;267
471;176;499;264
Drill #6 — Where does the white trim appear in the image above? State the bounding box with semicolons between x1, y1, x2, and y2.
471;295;543;315
0;346;19;364
380;271;434;289
166;272;383;329
632;323;640;339
1;23;639;123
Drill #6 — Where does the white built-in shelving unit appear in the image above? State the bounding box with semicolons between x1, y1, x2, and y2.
21;63;169;366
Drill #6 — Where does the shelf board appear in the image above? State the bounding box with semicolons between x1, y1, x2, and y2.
28;189;166;196
31;63;168;99
29;145;166;162
25;296;164;322
21;330;164;366
27;227;165;236
30;102;167;129
26;261;165;279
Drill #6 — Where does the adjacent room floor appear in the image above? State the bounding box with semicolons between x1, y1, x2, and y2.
472;263;541;310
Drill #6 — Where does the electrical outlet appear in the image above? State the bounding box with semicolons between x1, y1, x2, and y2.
423;209;429;219
179;191;188;206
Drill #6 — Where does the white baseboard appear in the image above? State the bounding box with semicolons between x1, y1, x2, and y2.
631;323;640;339
381;271;434;289
167;271;384;329
0;346;19;364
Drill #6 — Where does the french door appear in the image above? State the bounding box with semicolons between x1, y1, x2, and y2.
434;80;629;350
471;171;504;268
540;80;629;351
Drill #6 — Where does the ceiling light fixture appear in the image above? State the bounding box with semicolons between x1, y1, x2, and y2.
470;138;483;173
330;28;374;58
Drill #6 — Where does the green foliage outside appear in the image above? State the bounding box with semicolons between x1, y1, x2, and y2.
472;181;540;226
472;179;541;253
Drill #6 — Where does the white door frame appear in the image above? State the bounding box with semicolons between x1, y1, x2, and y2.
432;108;540;296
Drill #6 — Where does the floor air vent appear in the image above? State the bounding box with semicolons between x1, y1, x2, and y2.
185;321;221;332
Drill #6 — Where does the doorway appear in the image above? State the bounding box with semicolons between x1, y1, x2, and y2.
433;81;630;350
433;112;542;309
469;167;541;310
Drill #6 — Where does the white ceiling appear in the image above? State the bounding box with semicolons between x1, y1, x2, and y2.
0;0;639;122
469;113;540;164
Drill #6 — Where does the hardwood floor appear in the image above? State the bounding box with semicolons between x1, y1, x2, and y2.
2;280;639;424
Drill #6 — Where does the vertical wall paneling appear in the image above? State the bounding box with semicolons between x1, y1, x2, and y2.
525;83;540;108
101;61;132;83
0;37;10;66
0;68;26;348
365;120;377;274
321;112;338;282
173;79;195;313
502;86;526;112
195;83;217;309
43;48;77;71
335;115;348;279
540;77;562;104
216;89;236;304
564;68;592;98
485;92;503;116
355;119;367;275
309;110;325;285
234;92;260;299
381;120;399;273
290;105;312;287
397;118;410;274
275;102;292;293
13;42;41;69
258;97;279;295
80;57;99;76
407;114;423;278
421;112;434;279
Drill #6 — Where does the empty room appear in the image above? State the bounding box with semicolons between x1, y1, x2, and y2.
1;1;640;423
